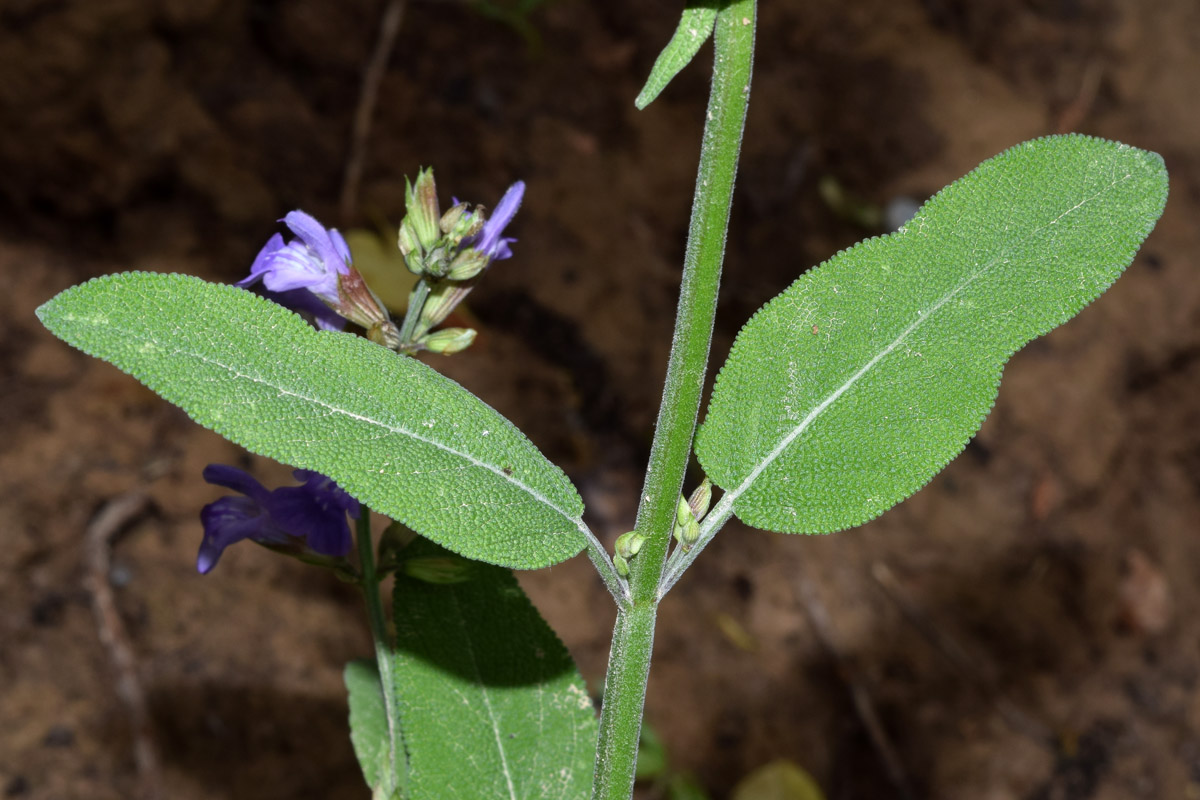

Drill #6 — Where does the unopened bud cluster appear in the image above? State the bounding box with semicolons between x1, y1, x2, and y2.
674;478;712;553
398;168;491;282
397;168;525;354
611;478;713;579
613;531;646;578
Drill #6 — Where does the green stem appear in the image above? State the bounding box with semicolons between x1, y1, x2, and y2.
591;3;755;797
591;603;656;798
356;509;403;795
398;278;431;345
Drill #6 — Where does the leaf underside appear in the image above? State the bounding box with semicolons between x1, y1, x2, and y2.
36;273;586;569
345;659;405;797
696;134;1168;534
391;540;597;799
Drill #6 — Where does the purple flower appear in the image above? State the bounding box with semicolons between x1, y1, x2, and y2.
240;211;353;305
463;181;525;262
197;464;359;574
260;288;346;332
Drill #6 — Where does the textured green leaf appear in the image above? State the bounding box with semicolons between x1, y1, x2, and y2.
345;659;405;799
696;135;1167;534
36;273;586;568
634;3;718;110
391;540;597;799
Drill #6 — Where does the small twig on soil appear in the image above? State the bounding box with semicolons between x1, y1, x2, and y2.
869;561;1053;744
794;566;917;800
1055;60;1103;134
85;491;161;800
340;0;408;222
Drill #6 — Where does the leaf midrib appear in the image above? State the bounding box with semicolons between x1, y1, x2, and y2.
447;588;518;800
93;317;586;532
721;166;1135;511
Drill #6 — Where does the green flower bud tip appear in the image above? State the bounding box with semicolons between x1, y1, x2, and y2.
446;248;489;281
404;168;442;251
398;219;422;264
418;281;471;331
403;555;474;584
672;494;693;543
421;327;476;355
367;320;403;350
440;202;485;242
614;553;630;578
687;478;712;522
615;531;644;560
675;494;693;524
679;515;700;550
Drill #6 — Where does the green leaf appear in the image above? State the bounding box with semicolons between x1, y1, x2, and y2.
696;135;1167;534
635;725;668;781
667;773;712;800
36;273;587;569
345;659;406;799
391;539;597;798
634;3;719;110
731;760;824;800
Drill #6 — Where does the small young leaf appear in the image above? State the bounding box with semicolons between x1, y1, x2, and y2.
36;273;587;569
390;539;597;798
345;659;406;798
696;135;1167;534
634;3;719;110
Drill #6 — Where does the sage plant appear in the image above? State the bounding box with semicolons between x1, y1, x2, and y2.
36;2;1168;798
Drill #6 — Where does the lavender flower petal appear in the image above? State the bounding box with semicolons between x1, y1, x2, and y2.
282;211;352;278
238;210;350;303
197;464;356;573
467;181;525;261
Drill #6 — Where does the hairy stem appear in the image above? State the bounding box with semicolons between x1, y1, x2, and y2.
356;510;403;795
397;278;431;346
591;3;755;797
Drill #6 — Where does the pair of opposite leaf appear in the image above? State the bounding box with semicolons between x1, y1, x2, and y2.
36;135;1168;573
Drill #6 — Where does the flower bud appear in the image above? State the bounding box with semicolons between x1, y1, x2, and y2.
446;247;489;281
334;268;392;331
403;555;474;584
367;320;403;350
397;218;426;274
615;531;645;560
679;516;700;551
440;202;484;241
673;494;700;551
687;478;712;522
404;168;442;252
421;327;476;355
418;281;471;332
614;553;630;578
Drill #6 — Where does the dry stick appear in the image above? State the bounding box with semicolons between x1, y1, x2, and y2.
1055;60;1103;135
869;561;1052;744
85;491;160;800
794;565;917;800
340;0;407;222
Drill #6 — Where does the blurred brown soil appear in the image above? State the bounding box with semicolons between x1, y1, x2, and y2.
2;1;1200;798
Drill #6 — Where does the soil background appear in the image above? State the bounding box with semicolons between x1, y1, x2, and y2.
3;1;1199;798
